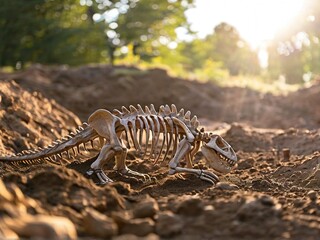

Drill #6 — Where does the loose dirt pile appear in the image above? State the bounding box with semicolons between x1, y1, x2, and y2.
0;80;80;155
0;65;320;239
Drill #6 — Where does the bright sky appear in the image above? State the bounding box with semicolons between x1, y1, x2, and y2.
185;0;305;49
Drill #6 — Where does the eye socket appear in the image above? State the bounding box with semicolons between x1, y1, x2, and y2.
215;137;225;148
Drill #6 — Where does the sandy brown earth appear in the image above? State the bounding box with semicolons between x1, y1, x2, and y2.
0;65;320;239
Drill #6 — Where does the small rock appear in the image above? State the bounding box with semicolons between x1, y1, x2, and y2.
70;190;89;211
237;158;255;170
113;233;160;240
259;194;276;206
132;198;159;219
83;208;118;238
5;215;77;240
216;182;239;190
292;199;305;208
155;211;183;237
237;195;282;222
251;179;272;190
0;180;13;203
6;184;25;204
176;197;204;216
120;218;154;237
307;190;317;201
282;148;290;162
0;225;19;240
112;210;132;225
15;108;31;123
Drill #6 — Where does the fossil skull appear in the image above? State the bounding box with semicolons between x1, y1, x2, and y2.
201;134;237;174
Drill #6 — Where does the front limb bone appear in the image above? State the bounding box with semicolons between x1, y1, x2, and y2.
168;137;191;174
114;147;152;183
87;144;122;185
168;138;219;185
171;167;219;185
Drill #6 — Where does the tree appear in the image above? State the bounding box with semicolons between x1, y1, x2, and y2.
0;0;106;67
179;22;260;76
211;23;260;75
267;0;320;83
91;0;194;63
0;0;194;67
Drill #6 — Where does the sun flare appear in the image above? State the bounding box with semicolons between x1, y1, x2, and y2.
186;0;305;49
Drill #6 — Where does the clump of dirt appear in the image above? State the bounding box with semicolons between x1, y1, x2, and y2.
1;65;320;239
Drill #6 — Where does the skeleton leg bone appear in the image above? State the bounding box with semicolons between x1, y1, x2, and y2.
168;137;192;173
172;167;219;185
114;144;151;183
168;138;219;185
117;167;152;183
86;144;120;185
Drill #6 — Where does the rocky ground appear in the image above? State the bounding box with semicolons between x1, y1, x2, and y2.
0;65;320;239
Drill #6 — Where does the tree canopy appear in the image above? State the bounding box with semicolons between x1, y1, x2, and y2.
0;0;261;82
0;0;106;67
267;0;320;83
179;23;260;77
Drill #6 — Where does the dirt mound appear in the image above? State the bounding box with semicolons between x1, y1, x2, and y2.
1;64;320;129
1;65;320;239
0;80;80;155
284;81;320;126
0;65;222;122
273;153;320;188
223;123;320;156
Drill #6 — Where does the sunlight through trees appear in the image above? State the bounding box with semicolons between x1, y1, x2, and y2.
0;0;319;84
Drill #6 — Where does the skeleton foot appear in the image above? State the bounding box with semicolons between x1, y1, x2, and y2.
117;168;152;183
169;167;219;185
86;168;113;185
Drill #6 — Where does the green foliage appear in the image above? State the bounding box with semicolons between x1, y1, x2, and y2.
267;0;320;84
93;0;194;64
0;0;262;82
177;22;260;77
194;60;229;82
117;0;190;44
0;0;106;67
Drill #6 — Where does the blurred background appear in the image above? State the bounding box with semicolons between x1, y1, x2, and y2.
1;0;320;88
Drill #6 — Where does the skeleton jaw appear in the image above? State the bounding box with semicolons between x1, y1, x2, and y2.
201;135;237;174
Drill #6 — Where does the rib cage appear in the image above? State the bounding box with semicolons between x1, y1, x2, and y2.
113;104;200;163
0;104;201;168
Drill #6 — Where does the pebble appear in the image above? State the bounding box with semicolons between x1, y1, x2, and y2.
0;180;13;202
176;197;204;216
0;225;19;240
6;184;25;204
259;194;276;206
132;198;159;219
120;218;155;236
292;199;305;208
237;195;282;221
83;208;118;238
155;211;183;237
112;210;132;224
5;215;77;240
237;158;255;170
251;179;272;190
113;233;160;240
15;108;31;123
307;190;317;201
216;182;239;190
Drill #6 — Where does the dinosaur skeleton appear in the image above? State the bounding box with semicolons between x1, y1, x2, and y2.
0;104;237;185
